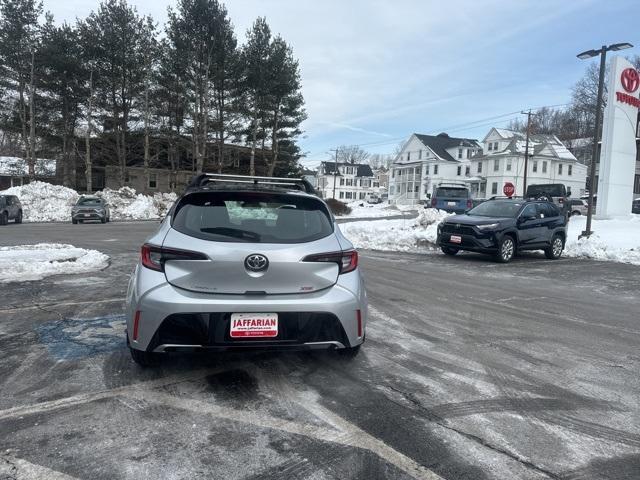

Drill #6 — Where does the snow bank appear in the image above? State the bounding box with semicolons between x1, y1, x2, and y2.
0;181;177;222
565;215;640;265
0;244;109;283
342;208;640;266
1;181;79;222
340;209;452;252
338;200;418;219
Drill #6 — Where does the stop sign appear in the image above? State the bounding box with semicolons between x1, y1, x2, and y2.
503;182;515;197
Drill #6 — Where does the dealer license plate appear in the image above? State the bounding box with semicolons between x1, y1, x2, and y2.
450;235;462;244
230;313;278;338
447;201;456;206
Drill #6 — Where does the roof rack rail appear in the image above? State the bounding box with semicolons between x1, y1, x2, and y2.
186;173;316;194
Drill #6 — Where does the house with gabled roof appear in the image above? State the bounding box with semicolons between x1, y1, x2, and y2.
316;161;378;201
476;128;587;198
389;133;482;205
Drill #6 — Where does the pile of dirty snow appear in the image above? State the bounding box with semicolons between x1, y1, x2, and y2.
340;201;412;219
340;209;452;252
0;244;109;283
0;181;176;222
1;181;79;222
564;215;640;265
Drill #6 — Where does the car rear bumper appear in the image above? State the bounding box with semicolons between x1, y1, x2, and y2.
126;268;367;352
72;212;106;221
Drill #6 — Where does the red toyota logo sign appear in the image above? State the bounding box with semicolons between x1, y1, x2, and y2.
621;68;639;93
503;182;515;197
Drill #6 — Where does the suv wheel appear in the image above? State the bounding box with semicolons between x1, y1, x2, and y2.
15;210;22;224
545;234;564;260
441;246;459;256
0;212;7;225
496;236;515;263
130;347;161;367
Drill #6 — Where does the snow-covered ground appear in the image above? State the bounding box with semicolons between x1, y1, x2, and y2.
0;181;176;222
341;208;640;265
339;201;417;219
0;244;109;283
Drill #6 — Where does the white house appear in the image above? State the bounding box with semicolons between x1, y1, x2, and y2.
475;128;587;198
316;161;378;201
389;133;482;205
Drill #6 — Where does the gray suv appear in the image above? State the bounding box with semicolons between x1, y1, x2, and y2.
125;174;367;366
0;195;23;225
71;196;110;224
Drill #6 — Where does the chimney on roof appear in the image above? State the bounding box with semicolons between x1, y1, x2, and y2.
437;132;449;138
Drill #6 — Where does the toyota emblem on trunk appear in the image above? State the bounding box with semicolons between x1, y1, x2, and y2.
245;254;269;272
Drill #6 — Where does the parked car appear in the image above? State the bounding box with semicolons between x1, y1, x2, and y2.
429;183;472;214
633;198;640;214
365;193;382;204
0;194;23;225
125;173;366;366
71;196;110;224
568;198;588;216
437;198;567;263
525;183;571;218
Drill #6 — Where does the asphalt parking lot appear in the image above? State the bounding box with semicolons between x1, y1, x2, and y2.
1;221;639;479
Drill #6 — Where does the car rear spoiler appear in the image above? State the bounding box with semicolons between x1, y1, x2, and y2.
186;173;316;194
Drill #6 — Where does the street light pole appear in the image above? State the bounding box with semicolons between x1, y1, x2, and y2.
576;42;633;238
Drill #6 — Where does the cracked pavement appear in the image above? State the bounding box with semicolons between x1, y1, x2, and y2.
1;221;639;479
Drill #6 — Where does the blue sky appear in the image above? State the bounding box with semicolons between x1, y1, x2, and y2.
47;0;639;167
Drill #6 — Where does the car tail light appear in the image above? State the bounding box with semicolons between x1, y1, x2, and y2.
559;198;564;204
431;197;437;207
140;243;208;272
302;250;358;274
466;199;473;209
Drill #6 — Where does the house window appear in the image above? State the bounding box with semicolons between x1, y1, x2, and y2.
506;159;512;171
568;164;572;176
458;148;463;159
532;161;538;173
494;158;499;171
465;165;470;175
339;192;344;199
467;149;472;159
359;192;365;199
488;143;493;151
558;164;563;175
340;178;345;186
418;150;422;159
491;182;498;195
542;161;548;173
148;173;157;189
433;164;439;175
424;184;429;194
493;142;499;150
414;185;419;193
457;166;462;176
407;152;410;161
425;165;430;175
477;162;482;173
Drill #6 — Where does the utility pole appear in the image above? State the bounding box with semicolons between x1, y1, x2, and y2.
329;148;339;199
521;110;536;196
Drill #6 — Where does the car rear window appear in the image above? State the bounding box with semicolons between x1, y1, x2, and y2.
435;188;468;198
78;198;102;206
172;191;333;244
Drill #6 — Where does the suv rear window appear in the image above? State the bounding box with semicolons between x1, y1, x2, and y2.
435;188;468;198
526;184;566;198
172;191;333;244
77;198;102;206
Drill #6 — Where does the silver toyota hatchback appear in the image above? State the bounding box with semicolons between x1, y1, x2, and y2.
125;174;367;366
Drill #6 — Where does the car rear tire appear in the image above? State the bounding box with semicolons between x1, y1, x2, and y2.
441;246;459;256
15;210;22;223
545;234;564;260
571;210;581;216
495;236;515;263
0;212;7;225
130;347;161;367
101;217;106;223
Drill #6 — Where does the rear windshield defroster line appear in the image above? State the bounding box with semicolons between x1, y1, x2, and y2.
172;191;334;244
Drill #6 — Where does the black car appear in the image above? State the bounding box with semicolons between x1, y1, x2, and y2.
0;194;23;225
437;198;567;263
633;198;640;214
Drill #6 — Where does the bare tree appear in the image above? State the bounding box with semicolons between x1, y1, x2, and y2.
335;144;369;164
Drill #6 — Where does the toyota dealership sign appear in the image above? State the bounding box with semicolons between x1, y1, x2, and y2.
597;57;640;217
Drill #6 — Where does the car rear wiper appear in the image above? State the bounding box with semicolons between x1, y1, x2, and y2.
200;227;261;241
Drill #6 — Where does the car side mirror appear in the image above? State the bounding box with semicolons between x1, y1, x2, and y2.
519;214;534;223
